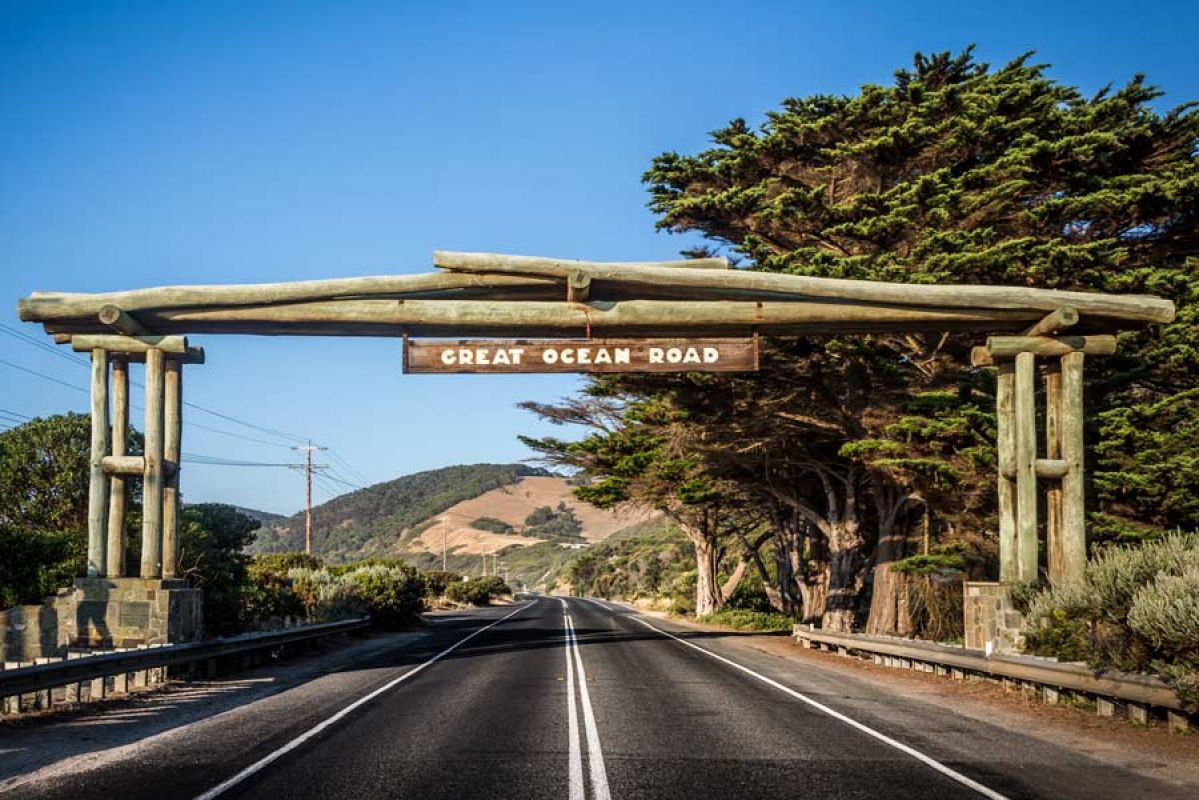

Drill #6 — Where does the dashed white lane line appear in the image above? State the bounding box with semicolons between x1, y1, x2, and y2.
631;616;1011;800
192;602;535;800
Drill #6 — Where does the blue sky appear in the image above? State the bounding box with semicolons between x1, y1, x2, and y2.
2;1;1197;513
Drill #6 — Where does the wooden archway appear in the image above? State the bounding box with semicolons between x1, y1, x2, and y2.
18;250;1175;588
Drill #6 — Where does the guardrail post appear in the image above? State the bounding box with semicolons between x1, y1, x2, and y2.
1127;703;1149;725
1096;697;1116;717
1167;710;1191;734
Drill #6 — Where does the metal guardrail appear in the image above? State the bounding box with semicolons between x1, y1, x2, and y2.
794;625;1193;732
0;617;370;701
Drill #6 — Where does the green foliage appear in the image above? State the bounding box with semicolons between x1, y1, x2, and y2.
0;526;83;608
472;516;514;535
0;414;126;606
1023;533;1199;703
523;502;584;542
698;609;795;632
288;568;368;622
177;503;260;636
563;521;693;604
891;543;974;576
0;413;94;535
345;563;425;629
445;575;510;605
1093;388;1199;536
420;570;461;597
249;463;551;559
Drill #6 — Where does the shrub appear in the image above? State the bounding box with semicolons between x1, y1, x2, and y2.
472;517;514;535
242;553;310;626
699;609;794;632
445;575;510;605
1023;533;1199;704
422;570;460;597
347;564;425;629
288;568;367;622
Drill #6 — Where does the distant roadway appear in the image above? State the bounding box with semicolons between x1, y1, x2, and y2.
6;597;1193;800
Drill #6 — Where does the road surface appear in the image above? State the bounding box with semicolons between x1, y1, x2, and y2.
5;596;1192;799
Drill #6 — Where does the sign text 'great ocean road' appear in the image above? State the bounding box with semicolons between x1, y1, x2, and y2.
403;338;759;374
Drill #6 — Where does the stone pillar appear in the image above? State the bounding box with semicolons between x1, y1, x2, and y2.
87;349;110;577
141;348;165;579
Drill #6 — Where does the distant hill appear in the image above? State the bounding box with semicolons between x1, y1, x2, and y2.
404;475;654;557
248;463;553;560
230;506;288;526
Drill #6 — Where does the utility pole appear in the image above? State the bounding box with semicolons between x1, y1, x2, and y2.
292;441;327;555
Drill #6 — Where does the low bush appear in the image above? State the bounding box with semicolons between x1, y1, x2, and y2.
422;570;460;597
445;575;510;606
1023;532;1199;705
348;563;425;629
698;609;794;632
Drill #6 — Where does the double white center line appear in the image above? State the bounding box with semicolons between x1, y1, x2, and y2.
562;599;611;800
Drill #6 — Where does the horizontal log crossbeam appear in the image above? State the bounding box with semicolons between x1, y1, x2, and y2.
101;455;178;478
16;250;1173;341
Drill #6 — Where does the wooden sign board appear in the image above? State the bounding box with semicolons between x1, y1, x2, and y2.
403;337;759;374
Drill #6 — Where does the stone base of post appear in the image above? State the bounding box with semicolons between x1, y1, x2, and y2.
47;577;203;652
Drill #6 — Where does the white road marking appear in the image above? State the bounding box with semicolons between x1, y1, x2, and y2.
192;602;534;800
567;613;612;800
563;603;585;800
631;616;1012;800
582;597;612;612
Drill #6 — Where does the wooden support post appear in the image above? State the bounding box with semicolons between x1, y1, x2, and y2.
106;357;129;578
1014;352;1038;583
1045;362;1065;582
141;348;165;579
1060;351;1087;583
88;348;110;576
162;359;182;578
996;362;1018;582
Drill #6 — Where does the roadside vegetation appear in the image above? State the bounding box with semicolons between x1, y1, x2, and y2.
1021;533;1199;704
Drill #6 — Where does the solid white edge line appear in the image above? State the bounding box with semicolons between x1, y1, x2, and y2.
193;601;535;800
568;613;612;800
631;616;1011;800
564;607;585;800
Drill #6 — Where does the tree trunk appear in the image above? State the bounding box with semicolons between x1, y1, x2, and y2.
821;519;864;632
692;535;721;617
866;485;919;636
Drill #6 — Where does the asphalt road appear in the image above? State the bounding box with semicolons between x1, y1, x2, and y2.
6;596;1193;800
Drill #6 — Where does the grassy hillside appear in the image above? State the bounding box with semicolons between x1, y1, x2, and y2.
249;463;551;560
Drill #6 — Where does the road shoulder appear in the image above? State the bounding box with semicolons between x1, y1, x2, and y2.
637;608;1199;793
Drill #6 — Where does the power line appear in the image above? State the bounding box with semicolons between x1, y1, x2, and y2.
1;326;311;447
0;356;296;448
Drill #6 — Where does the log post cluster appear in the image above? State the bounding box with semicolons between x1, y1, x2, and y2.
974;324;1109;584
79;330;200;581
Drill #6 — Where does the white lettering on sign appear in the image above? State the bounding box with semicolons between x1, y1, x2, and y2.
405;338;756;374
